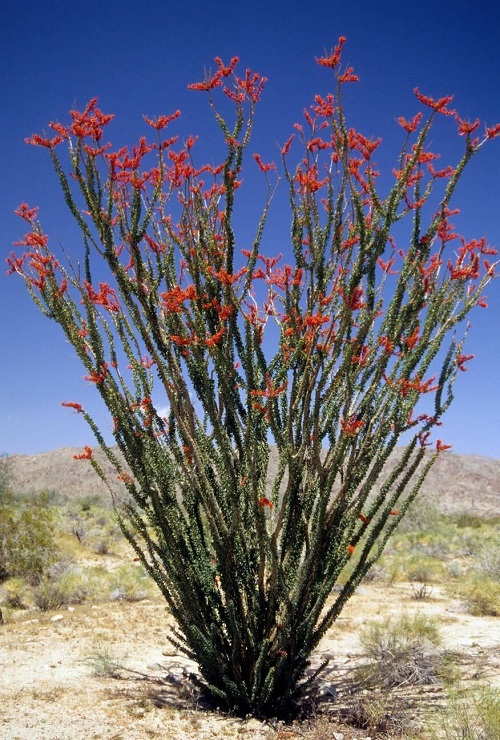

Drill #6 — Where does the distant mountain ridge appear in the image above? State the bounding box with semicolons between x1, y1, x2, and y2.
7;446;500;517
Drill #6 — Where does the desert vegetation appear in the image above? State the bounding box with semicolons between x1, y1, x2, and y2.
1;453;499;738
9;37;500;717
5;35;500;734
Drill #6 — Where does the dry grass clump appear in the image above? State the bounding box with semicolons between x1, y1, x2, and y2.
427;685;500;740
356;613;451;688
82;643;130;678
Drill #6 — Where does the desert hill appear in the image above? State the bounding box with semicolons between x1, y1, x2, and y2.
6;445;500;517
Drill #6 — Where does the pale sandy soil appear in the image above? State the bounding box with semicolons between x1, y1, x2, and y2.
1;581;498;740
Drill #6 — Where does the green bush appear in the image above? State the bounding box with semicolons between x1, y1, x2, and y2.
32;566;90;610
457;574;500;616
396;501;446;535
429;685;500;740
32;578;66;611
107;564;154;602
0;493;61;585
404;555;443;599
452;513;484;529
2;577;29;609
0;453;13;500
477;541;500;582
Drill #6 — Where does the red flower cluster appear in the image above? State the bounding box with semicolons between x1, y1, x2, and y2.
316;37;347;68
162;284;197;313
73;446;93;460
61;401;83;413
341;417;365;437
84;281;120;312
414;88;455;115
188;56;266;103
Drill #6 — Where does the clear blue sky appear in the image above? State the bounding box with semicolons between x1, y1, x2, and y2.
1;0;500;457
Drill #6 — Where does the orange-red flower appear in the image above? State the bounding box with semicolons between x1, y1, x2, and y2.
456;116;480;136
413;88;455;115
295;163;328;193
250;374;288;400
25;134;64;148
341;417;365;437
143;110;181;130
14;203;39;222
338;67;359;84
117;472;134;485
208;266;247;286
316;37;347;68
340;286;366;311
486;123;500;139
84;364;108;384
455;354;474;372
73;446;93;460
397;112;423;133
161;284;197;312
61;402;83;413
253;153;276;172
281;134;295;156
214;55;240;77
84;281;120;312
404;326;420;350
205;327;226;347
235;69;267;103
394;374;439;396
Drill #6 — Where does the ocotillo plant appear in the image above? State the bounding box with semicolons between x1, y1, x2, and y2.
9;38;498;716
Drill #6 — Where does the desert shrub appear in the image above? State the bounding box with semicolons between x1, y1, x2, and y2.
452;513;484;529
78;494;109;511
94;538;111;555
428;685;500;740
64;504;120;554
447;560;469;579
357;613;451;687
404;555;443;599
32;578;66;611
32;566;90;610
70;517;88;545
457;573;500;616
396;501;446;535
12;38;500;717
477;547;500;581
0;453;13;501
391;526;453;560
55;566;90;603
107;564;154;602
361;563;386;583
1;576;29;609
0;493;61;584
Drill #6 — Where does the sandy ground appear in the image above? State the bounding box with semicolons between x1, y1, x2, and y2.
1;581;499;740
